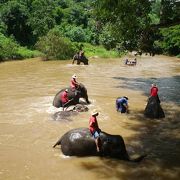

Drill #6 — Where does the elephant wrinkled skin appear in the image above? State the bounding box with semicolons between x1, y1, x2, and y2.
53;128;146;162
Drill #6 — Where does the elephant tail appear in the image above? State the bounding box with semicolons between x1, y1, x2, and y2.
129;154;147;162
53;138;62;148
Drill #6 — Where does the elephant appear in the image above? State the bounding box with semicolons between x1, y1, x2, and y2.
52;104;89;121
53;128;146;162
144;96;165;119
53;83;90;108
72;54;88;65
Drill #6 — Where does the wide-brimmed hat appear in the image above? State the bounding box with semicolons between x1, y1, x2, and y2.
65;89;68;92
91;110;98;116
72;74;77;79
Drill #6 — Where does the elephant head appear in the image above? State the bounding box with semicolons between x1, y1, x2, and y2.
76;83;90;104
53;128;146;162
53;83;90;108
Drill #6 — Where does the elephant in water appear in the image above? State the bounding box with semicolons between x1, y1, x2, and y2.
72;53;88;65
53;128;146;162
52;104;88;121
53;83;90;108
144;96;165;119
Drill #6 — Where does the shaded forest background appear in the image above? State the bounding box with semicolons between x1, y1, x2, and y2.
0;0;179;61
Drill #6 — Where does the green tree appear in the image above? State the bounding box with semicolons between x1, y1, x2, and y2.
27;0;57;39
0;1;32;45
160;0;180;25
99;24;116;50
149;0;161;24
53;24;92;42
158;25;180;55
93;0;151;50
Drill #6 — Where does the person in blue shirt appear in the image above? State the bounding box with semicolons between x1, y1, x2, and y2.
116;96;129;113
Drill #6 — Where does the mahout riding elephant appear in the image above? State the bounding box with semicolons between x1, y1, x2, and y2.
53;83;90;108
144;96;165;119
53;128;146;162
72;53;88;65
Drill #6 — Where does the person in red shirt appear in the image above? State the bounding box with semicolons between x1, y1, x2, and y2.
70;74;79;91
150;83;158;97
150;83;160;103
89;110;101;152
61;89;69;110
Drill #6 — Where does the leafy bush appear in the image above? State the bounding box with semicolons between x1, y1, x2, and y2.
35;30;77;60
0;33;19;61
0;33;42;61
17;47;43;59
82;43;122;58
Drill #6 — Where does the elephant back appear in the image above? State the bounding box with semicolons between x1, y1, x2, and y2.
53;88;66;108
60;128;97;156
144;96;165;118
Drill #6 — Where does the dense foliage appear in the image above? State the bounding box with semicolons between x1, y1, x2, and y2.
35;30;77;60
0;32;41;61
0;0;179;61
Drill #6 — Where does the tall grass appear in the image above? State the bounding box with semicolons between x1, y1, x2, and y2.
83;43;124;58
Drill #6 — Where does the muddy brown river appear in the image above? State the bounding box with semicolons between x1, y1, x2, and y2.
0;55;180;180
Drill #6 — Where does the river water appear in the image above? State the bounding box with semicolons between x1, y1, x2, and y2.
0;55;180;180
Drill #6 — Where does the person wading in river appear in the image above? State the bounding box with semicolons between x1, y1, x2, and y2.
116;96;129;113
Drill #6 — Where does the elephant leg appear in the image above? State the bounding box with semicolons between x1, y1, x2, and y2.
84;95;90;104
77;60;80;65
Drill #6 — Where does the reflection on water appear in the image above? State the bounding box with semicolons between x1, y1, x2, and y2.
0;55;180;179
113;75;180;105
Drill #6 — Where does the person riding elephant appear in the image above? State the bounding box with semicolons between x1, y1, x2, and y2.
89;110;101;152
53;127;146;162
72;50;88;65
60;89;73;111
53;83;90;108
144;83;165;118
70;74;79;94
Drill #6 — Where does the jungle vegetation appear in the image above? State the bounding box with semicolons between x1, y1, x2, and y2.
0;0;179;61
